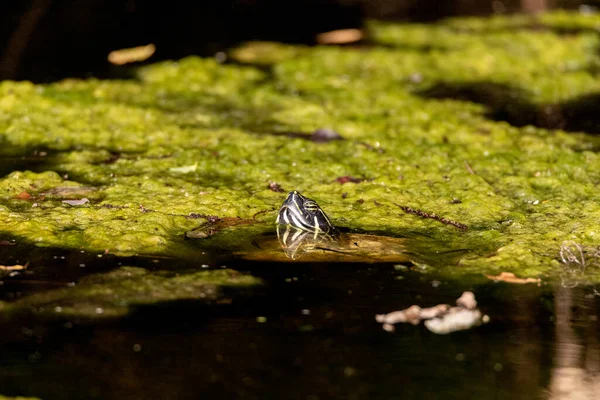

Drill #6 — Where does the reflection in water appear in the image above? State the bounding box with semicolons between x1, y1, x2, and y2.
276;224;337;260
2;238;600;399
273;224;410;263
1;259;600;399
549;287;600;399
559;241;588;289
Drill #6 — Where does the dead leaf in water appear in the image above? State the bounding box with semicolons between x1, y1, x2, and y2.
485;272;541;284
108;43;156;65
316;29;363;44
0;262;28;271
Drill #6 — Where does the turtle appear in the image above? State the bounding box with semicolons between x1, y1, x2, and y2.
275;190;335;235
243;191;410;262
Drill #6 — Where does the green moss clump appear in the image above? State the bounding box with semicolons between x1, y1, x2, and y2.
2;266;263;319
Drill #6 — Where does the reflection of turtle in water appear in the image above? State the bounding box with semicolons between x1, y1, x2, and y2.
258;191;409;262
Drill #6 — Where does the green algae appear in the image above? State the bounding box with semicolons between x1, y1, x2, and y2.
1;266;263;319
1;12;600;280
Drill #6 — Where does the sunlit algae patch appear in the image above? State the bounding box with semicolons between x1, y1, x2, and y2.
1;11;600;280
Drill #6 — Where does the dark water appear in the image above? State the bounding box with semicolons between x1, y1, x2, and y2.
0;244;598;400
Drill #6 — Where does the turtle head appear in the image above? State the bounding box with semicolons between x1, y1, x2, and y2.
276;191;333;233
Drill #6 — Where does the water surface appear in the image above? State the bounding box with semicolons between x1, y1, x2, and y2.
0;247;597;400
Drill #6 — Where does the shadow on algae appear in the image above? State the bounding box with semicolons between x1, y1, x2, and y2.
417;80;600;139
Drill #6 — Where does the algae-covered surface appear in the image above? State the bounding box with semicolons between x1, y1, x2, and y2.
2;12;600;279
1;11;600;400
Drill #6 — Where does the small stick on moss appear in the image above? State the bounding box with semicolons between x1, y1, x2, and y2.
252;209;274;220
464;160;475;175
139;205;154;213
395;204;468;230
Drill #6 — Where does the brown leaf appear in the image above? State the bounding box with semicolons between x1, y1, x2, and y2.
0;262;28;271
335;176;363;184
108;44;156;65
485;272;541;284
15;191;31;200
316;29;363;45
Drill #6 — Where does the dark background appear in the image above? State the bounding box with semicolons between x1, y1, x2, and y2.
0;0;598;82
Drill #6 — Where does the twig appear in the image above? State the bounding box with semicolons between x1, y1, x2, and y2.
464;160;475;175
395;204;468;230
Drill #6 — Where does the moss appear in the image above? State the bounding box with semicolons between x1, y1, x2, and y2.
2;266;263;319
1;12;600;280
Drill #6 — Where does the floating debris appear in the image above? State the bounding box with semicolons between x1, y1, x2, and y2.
456;291;477;309
0;263;28;271
0;262;29;278
316;28;363;45
62;198;90;206
169;163;198;173
424;308;485;335
311;128;344;143
375;304;449;326
108;43;156;65
268;182;285;192
375;291;488;334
